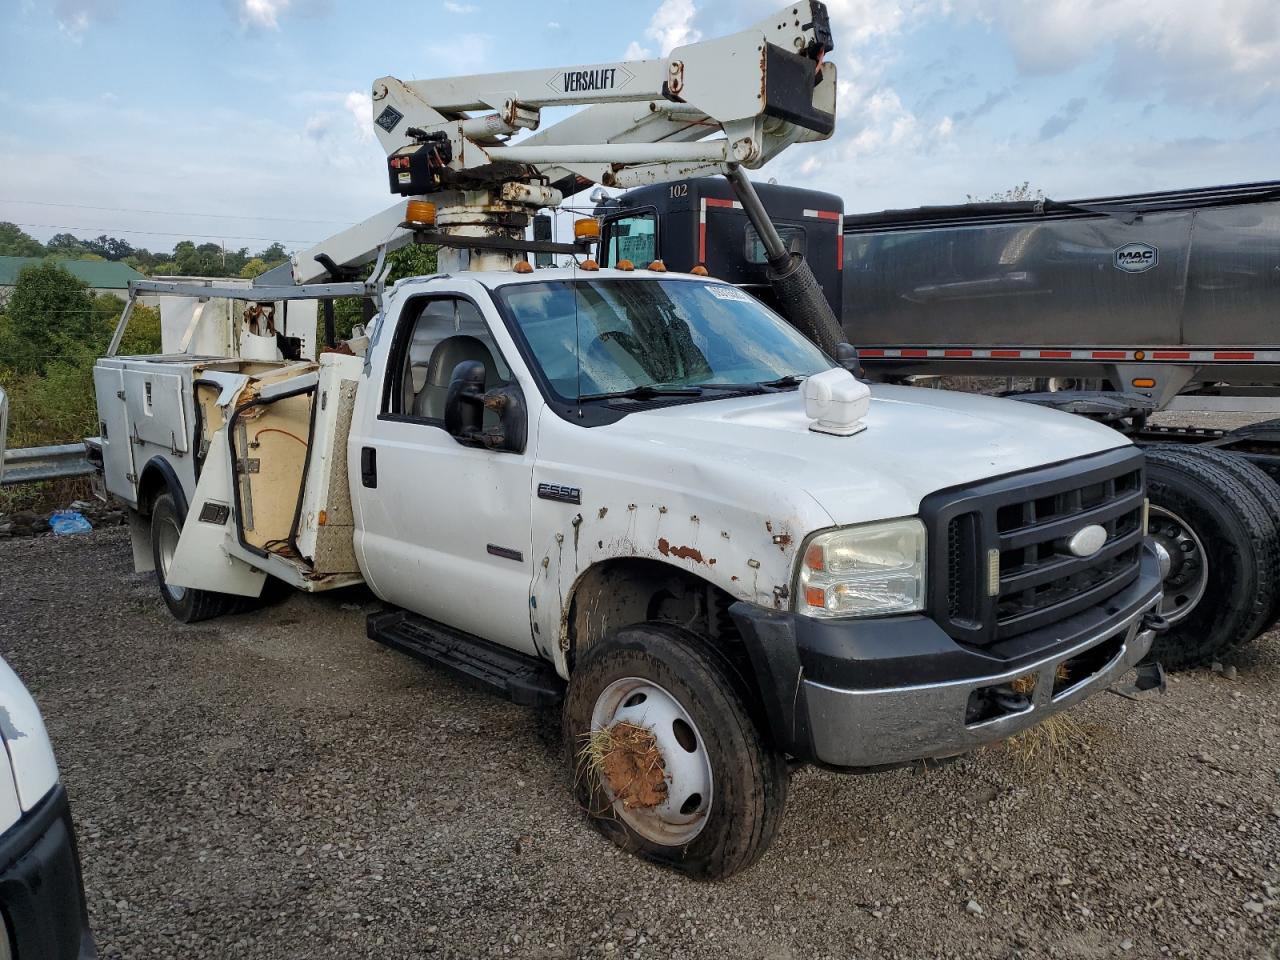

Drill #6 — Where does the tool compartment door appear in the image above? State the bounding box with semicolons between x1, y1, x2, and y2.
93;365;137;501
123;370;189;452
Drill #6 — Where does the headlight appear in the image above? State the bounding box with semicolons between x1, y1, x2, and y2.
797;518;927;618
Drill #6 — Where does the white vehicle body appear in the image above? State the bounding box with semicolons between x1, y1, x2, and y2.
94;265;1162;771
0;657;96;956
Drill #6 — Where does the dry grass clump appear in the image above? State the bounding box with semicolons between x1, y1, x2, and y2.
579;721;668;810
1003;714;1096;774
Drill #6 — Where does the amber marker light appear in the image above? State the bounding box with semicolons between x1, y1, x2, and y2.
405;200;437;226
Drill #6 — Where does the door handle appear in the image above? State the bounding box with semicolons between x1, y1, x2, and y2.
360;446;377;488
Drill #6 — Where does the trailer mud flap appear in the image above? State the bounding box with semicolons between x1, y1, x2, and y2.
167;424;267;598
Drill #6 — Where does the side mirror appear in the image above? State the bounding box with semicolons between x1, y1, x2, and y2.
836;342;863;379
444;360;528;453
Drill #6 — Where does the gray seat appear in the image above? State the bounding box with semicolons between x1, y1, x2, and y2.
412;335;499;420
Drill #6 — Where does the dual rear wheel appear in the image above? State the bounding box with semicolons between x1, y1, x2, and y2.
1143;445;1280;669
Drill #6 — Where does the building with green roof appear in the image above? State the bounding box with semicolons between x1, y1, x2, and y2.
0;256;146;302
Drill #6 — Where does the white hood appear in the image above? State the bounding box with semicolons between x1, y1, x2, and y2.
613;384;1130;525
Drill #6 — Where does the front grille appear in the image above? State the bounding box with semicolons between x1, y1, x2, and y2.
925;447;1146;649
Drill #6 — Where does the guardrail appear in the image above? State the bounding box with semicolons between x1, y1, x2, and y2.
1;444;96;486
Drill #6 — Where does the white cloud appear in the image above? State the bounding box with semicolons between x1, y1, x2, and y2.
53;0;111;41
443;0;476;12
625;0;701;60
344;91;374;144
547;20;561;30
963;0;1280;108
239;0;290;30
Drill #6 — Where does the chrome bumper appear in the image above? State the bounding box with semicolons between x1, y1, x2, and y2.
802;605;1157;768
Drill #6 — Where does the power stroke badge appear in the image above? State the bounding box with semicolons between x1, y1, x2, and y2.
1114;242;1158;274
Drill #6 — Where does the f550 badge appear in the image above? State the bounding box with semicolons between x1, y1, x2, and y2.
1115;242;1158;274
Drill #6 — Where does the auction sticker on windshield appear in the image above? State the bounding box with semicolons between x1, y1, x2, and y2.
706;284;753;302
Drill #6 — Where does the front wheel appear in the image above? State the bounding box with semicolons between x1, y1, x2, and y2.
564;623;788;880
150;492;239;623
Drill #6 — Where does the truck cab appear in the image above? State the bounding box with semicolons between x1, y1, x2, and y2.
98;263;1162;878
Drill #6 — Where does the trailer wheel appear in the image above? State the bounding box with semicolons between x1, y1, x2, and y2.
564;623;788;880
1145;444;1280;632
1142;447;1279;669
150;492;238;623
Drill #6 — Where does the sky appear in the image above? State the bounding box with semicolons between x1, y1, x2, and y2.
1;0;1278;255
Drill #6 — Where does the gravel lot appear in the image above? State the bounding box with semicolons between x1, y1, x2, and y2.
1;526;1278;960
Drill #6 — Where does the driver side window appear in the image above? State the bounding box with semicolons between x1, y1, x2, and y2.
386;297;511;423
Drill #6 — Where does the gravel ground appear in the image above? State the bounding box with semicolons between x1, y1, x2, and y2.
1;527;1278;960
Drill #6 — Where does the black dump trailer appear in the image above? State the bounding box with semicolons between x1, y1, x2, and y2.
843;181;1280;412
616;176;1280;671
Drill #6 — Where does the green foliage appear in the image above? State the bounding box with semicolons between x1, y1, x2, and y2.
0;223;45;257
0;266;162;447
46;233;88;256
0;261;96;376
240;257;270;279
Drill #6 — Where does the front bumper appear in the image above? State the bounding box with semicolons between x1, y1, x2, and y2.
732;542;1163;770
0;786;96;959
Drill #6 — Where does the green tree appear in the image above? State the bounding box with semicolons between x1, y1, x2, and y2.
0;223;45;257
256;242;288;266
83;235;135;261
0;261;97;376
46;233;88;256
240;257;269;279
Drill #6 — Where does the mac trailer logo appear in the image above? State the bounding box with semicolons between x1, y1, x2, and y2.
1114;242;1158;274
1066;524;1108;558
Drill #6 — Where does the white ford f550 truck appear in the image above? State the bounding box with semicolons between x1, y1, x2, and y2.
90;4;1163;878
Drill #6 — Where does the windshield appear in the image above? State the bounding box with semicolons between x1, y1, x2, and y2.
495;278;832;401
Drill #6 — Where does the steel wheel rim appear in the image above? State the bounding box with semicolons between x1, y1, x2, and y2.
158;517;186;601
1149;504;1207;624
589;677;713;846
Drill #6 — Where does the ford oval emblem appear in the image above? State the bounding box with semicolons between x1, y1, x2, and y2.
1067;524;1108;558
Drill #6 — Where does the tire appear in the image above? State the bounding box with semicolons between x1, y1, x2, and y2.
1142;447;1279;669
563;623;789;880
150;492;239;623
1145;444;1280;631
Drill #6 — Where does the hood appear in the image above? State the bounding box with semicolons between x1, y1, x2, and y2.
611;384;1129;525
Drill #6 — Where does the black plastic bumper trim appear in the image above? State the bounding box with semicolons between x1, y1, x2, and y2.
0;785;97;959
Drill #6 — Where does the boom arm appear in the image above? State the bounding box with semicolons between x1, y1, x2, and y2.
292;1;836;282
372;1;835;193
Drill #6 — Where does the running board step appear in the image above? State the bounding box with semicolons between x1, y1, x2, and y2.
367;610;565;708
